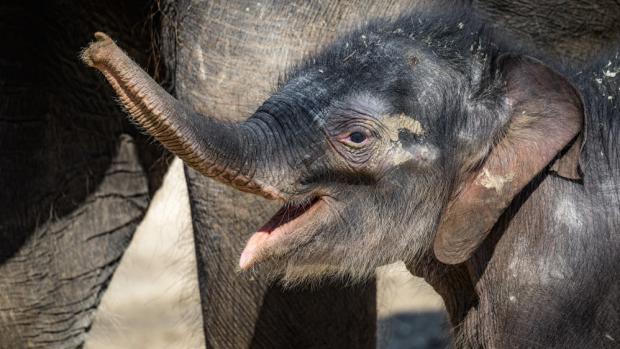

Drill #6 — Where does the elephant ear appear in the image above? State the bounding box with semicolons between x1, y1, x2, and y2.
433;55;583;265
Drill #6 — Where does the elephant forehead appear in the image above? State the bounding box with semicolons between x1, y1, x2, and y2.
335;92;390;118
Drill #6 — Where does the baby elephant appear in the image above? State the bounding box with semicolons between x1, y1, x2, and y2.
83;5;619;348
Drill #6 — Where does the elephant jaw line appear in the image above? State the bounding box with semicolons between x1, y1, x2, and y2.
239;197;324;270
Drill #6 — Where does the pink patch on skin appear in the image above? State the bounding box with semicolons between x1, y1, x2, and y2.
239;232;270;269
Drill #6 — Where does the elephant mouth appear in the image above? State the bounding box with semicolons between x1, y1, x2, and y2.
239;196;325;270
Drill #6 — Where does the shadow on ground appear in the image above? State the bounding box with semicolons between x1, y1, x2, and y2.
379;312;451;349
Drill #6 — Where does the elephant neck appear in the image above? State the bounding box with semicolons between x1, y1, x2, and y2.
406;256;483;346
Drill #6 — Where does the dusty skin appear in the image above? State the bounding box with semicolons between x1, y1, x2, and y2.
85;159;448;349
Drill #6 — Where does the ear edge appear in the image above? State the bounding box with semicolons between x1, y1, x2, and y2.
550;133;583;181
433;54;584;265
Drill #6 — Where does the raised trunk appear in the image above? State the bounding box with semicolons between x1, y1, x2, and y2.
82;33;284;200
161;0;426;347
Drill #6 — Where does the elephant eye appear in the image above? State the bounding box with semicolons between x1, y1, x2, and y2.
349;132;366;143
338;128;372;148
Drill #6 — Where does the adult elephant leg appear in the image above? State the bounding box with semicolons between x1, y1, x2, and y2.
0;1;167;347
160;0;420;347
186;173;377;348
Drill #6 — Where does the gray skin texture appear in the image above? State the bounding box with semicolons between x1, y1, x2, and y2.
3;1;620;349
473;0;620;63
0;1;170;348
82;1;620;349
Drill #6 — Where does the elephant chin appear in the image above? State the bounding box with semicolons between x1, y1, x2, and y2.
239;197;326;270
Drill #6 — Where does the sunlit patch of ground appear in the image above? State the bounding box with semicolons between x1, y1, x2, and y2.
85;159;204;349
86;159;449;349
377;263;450;349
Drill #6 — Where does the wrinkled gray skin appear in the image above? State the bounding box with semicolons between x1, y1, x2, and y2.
0;1;169;347
3;1;620;349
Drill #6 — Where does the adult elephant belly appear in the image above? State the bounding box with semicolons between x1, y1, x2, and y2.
475;0;620;62
160;0;421;347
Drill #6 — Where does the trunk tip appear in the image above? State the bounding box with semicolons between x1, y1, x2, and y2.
81;32;117;68
94;32;112;42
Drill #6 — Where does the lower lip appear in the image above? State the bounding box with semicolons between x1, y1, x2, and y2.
239;197;324;269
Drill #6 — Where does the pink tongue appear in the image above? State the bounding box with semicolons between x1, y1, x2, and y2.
239;208;287;270
239;231;270;270
238;199;318;270
239;204;298;269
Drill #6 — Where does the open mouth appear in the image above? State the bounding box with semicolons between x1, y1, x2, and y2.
239;197;324;270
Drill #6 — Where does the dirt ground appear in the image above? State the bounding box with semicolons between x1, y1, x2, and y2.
85;159;450;349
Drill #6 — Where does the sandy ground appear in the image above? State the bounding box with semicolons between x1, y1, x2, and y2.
85;159;449;349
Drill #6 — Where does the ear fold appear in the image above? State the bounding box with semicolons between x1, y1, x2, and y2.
550;133;583;180
433;55;584;265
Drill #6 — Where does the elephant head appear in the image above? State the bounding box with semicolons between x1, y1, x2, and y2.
83;9;582;283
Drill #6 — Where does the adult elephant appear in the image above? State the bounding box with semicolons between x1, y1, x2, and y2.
2;1;620;349
0;1;168;347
